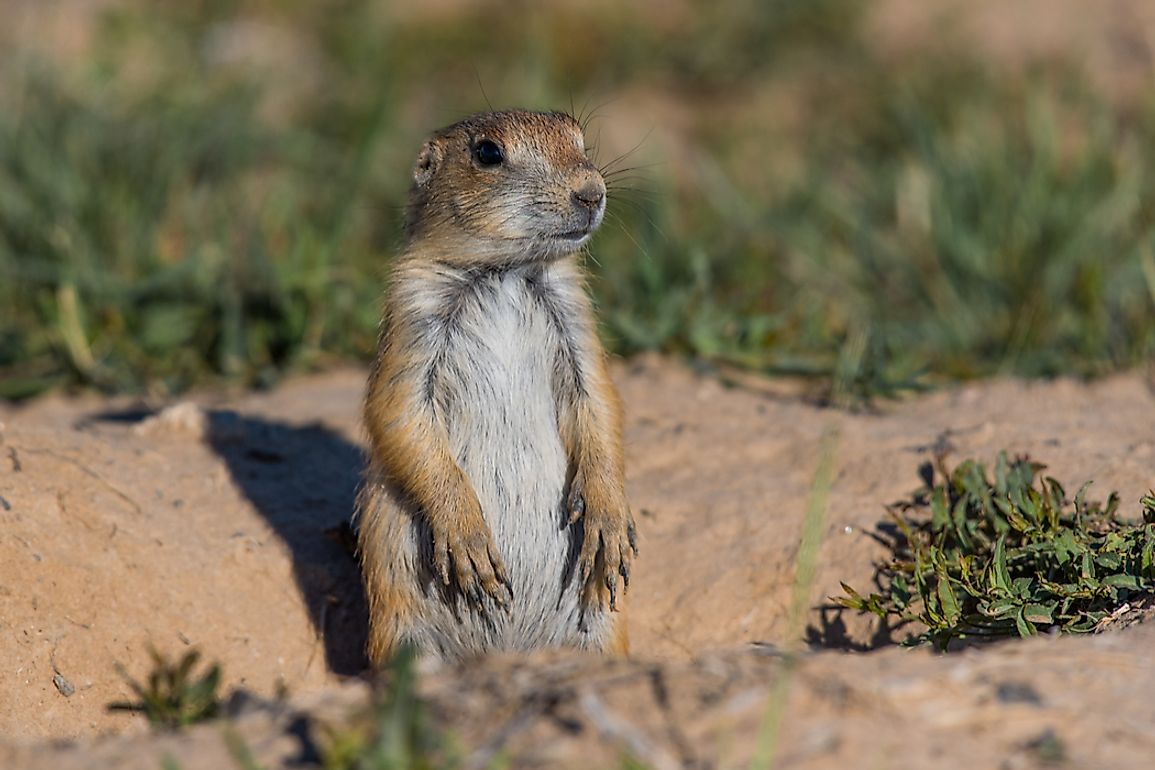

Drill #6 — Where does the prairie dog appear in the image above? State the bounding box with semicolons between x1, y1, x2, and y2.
355;110;637;664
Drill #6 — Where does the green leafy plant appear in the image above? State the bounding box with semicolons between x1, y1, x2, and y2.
838;452;1155;648
109;647;222;729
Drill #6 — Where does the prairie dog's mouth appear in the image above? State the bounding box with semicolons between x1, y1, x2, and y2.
554;230;593;241
531;227;597;259
553;217;602;242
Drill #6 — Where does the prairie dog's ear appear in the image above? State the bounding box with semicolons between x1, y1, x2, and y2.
413;140;443;188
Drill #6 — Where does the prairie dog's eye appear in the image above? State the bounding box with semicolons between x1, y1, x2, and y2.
473;139;504;167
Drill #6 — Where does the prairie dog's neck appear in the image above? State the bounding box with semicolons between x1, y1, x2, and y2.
394;243;584;286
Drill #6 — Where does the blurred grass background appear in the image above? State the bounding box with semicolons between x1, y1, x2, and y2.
2;0;1154;400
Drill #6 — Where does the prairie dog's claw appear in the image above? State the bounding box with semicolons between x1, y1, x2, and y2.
434;539;452;585
572;479;636;612
434;516;510;611
568;490;586;524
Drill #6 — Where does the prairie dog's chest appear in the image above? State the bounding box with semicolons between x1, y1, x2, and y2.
462;273;551;369
432;268;570;431
429;267;574;538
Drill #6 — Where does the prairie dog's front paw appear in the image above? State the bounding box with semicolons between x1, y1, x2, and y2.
431;508;512;609
568;470;637;611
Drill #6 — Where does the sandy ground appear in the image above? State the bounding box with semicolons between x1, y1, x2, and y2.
2;357;1154;768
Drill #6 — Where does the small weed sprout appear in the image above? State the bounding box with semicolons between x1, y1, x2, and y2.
317;643;458;770
838;453;1155;649
109;647;222;729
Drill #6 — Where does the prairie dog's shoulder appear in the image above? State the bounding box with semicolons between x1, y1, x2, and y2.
385;258;480;320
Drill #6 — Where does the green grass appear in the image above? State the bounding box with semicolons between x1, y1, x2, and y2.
2;0;1154;400
316;644;459;770
838;452;1155;649
109;643;459;768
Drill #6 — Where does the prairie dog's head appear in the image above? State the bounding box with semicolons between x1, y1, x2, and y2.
404;110;606;264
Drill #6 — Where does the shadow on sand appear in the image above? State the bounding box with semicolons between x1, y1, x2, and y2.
205;410;369;675
805;518;910;651
805;605;903;652
89;407;370;675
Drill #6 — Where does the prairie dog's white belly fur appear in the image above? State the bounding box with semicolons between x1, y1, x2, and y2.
398;264;611;657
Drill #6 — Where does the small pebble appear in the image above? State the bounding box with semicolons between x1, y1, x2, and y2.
53;673;75;697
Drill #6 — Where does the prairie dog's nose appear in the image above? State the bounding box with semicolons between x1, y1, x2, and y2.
571;177;606;211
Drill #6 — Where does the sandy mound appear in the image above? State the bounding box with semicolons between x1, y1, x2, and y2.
2;357;1154;767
